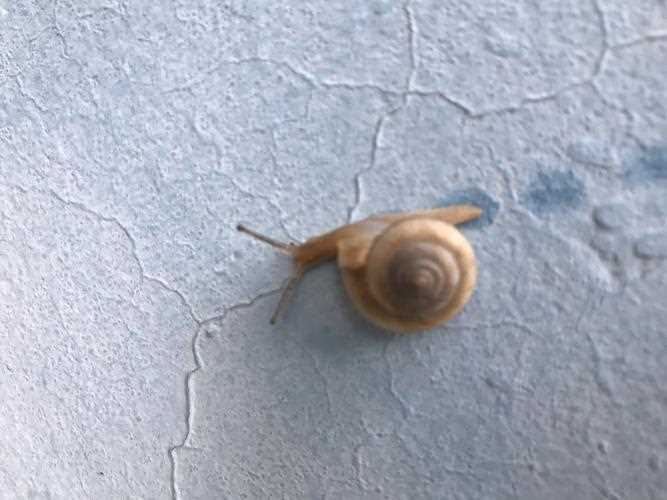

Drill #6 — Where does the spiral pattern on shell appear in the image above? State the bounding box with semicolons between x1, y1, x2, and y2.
380;241;460;318
355;217;476;331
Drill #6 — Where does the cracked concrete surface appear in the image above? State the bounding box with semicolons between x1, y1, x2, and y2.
1;0;666;498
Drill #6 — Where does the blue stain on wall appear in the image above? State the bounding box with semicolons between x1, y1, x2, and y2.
625;146;667;182
521;170;585;216
440;187;500;228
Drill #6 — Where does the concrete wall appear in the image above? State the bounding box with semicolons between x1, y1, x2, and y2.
1;1;665;498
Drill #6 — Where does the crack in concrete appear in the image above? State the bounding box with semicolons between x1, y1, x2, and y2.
223;285;285;317
175;45;649;126
167;285;284;500
398;0;612;119
352;442;369;492
46;188;147;286
406;89;473;115
144;275;200;325
167;318;203;500
169;54;412;112
382;340;412;419
609;32;667;50
579;293;612;398
344;0;422;223
590;0;609;80
264;129;303;242
588;81;638;144
347;94;407;223
347;114;385;223
163;56;318;95
50;2;79;64
590;34;667;150
11;185;206;500
165;41;611;126
27;186;204;500
13;75;47;113
46;0;656;172
408;66;616;123
318;80;398;96
406;77;591;119
167;447;180;500
403;0;418;95
183;112;300;246
285;330;333;416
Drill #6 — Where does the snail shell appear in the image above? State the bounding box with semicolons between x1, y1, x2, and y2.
341;218;476;332
237;205;481;333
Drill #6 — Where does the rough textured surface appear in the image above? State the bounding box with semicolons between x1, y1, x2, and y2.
1;1;666;499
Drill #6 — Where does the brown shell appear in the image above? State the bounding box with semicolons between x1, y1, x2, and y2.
339;218;477;333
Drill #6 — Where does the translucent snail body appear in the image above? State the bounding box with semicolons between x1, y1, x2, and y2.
237;205;481;333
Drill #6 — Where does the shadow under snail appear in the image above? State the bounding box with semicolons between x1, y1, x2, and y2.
237;205;482;333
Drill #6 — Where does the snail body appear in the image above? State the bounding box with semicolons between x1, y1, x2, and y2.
238;205;481;333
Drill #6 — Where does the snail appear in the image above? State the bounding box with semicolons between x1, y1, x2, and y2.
237;205;482;332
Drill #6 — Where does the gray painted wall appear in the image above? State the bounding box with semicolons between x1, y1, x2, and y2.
1;1;666;498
